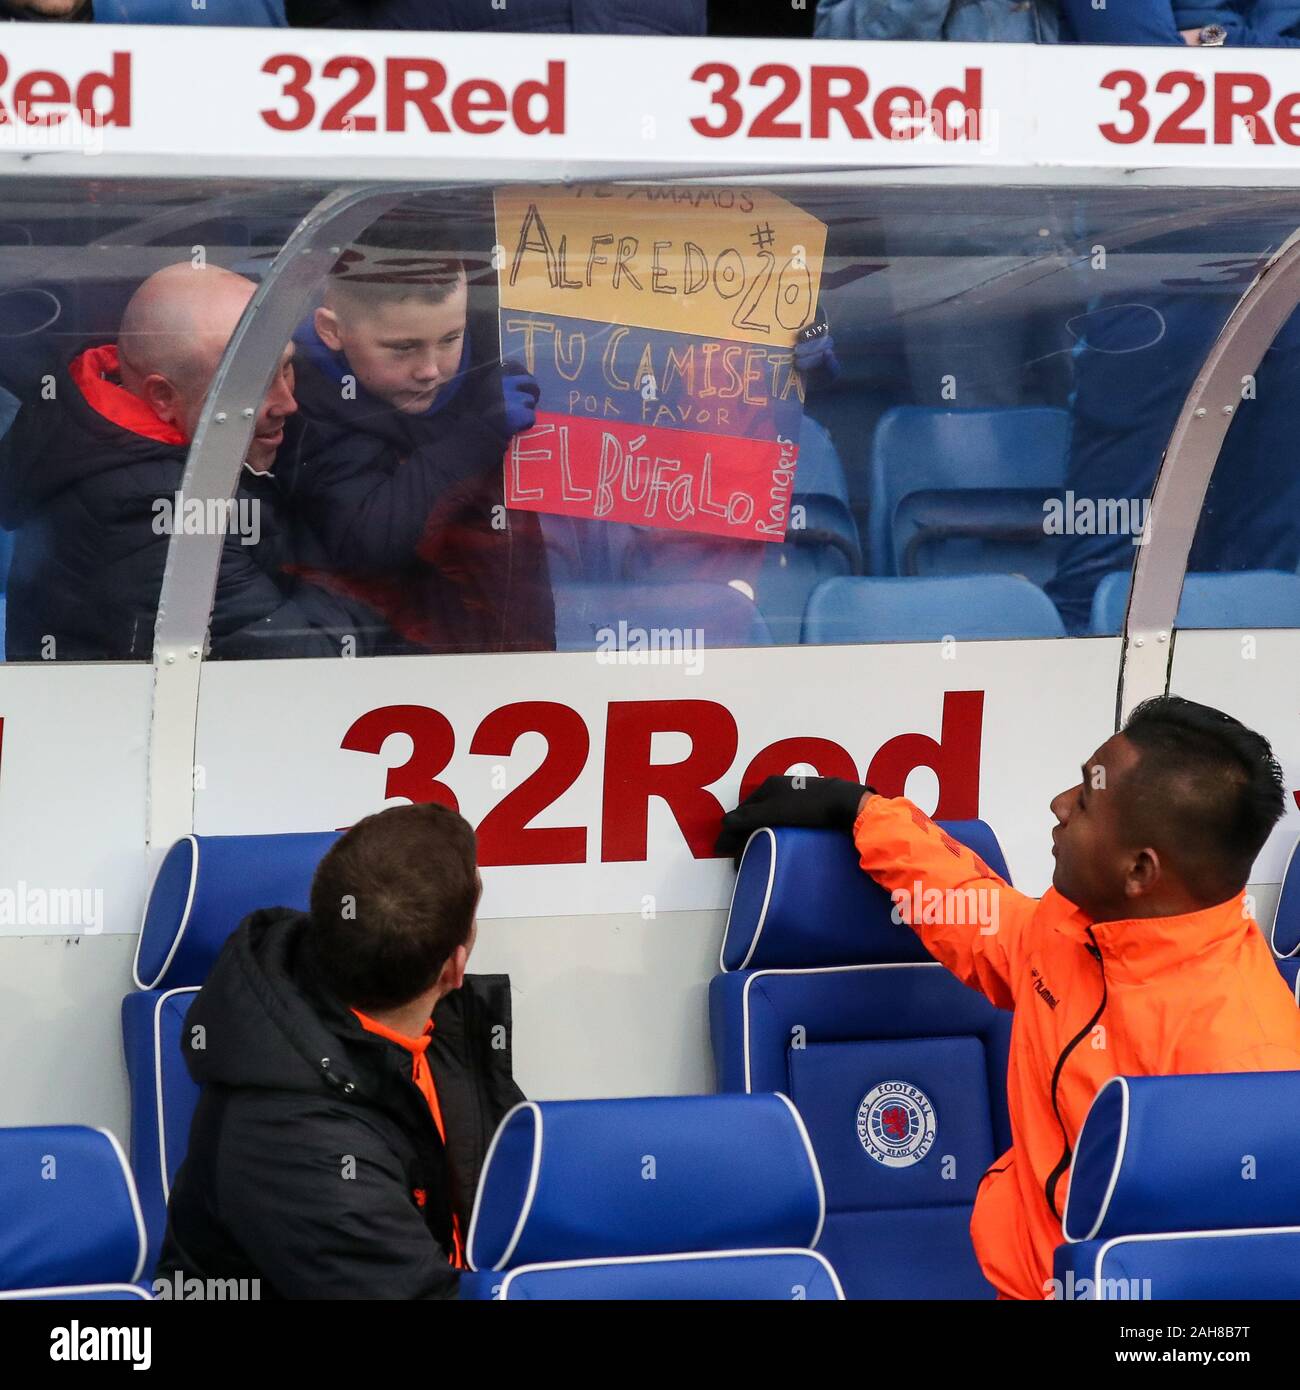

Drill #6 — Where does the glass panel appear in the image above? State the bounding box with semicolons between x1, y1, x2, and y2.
0;179;329;661
196;180;1300;657
1174;298;1300;631
9;178;1291;662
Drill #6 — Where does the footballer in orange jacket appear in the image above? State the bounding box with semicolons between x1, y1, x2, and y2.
718;695;1300;1300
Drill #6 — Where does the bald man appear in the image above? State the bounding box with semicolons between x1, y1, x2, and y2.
0;263;385;661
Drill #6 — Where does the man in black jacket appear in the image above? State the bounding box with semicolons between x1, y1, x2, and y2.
158;801;522;1299
0;261;378;660
291;230;555;654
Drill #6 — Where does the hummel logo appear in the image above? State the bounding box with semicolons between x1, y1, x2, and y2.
1030;966;1060;1010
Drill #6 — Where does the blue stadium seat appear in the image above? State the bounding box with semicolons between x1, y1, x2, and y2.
1090;569;1300;635
795;417;851;506
120;988;200;1275
461;1094;841;1300
1055;1072;1300;1298
867;407;1070;577
802;575;1065;644
1053;1230;1300;1300
620;522;858;649
552;581;772;650
711;825;1014;1299
1278;957;1299;1002
462;1250;843;1300
133;831;340;992
0;1126;150;1300
124;831;340;1269
615;420;861;645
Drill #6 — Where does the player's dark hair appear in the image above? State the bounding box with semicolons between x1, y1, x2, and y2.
1120;696;1285;903
307;802;478;1011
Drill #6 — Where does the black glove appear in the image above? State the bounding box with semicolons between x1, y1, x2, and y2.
715;775;874;861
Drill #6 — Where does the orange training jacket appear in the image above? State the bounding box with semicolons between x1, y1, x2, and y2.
853;795;1300;1300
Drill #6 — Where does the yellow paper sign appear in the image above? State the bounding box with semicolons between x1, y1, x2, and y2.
496;184;828;346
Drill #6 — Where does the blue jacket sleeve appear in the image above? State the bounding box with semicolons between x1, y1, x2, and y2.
814;0;951;41
1060;0;1184;43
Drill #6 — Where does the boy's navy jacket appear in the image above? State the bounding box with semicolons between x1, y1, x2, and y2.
290;320;555;654
0;341;373;661
157;908;524;1299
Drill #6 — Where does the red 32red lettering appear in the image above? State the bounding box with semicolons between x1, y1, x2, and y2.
690;62;984;142
339;692;984;868
0;50;130;127
259;54;564;135
1100;68;1300;145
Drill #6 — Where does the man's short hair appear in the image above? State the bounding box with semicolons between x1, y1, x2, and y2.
1120;695;1285;903
307;802;478;1011
326;216;465;314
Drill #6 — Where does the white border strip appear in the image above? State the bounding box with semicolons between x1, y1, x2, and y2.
494;1246;845;1301
773;1091;827;1250
719;827;777;974
1270;834;1300;959
1091;1224;1300;1299
95;1127;149;1286
466;1100;544;1273
133;836;198;991
1064;1076;1131;1244
0;1282;151;1301
152;987;201;1204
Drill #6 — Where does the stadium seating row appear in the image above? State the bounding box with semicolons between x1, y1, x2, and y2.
1;395;1298;655
2;819;1296;1300
553;568;1300;649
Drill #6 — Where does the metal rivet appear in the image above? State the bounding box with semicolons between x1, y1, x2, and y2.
1194;407;1207;418
1158;631;1169;643
1134;637;1145;647
320;1058;330;1069
1222;405;1233;416
214;411;227;423
164;654;175;664
242;408;255;419
188;647;201;659
343;1082;355;1095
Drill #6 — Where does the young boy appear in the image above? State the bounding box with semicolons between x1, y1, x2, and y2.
290;225;553;654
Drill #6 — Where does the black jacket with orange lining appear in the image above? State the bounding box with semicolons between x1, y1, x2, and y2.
157;907;523;1299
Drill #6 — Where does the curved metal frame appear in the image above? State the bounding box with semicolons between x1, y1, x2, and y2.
145;182;429;849
1117;229;1300;725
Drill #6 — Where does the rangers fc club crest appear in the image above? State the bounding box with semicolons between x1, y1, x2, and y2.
856;1081;937;1168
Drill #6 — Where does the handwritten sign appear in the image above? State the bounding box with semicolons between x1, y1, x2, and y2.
495;184;827;542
